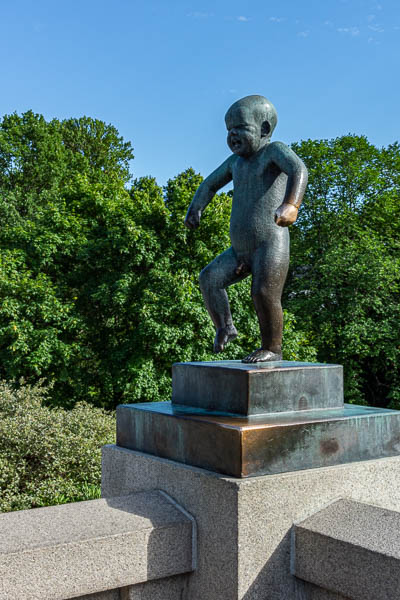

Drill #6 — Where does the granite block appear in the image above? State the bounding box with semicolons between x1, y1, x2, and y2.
75;592;120;600
120;575;190;599
102;445;400;600
293;498;400;600
172;360;343;415
0;491;194;600
300;582;352;600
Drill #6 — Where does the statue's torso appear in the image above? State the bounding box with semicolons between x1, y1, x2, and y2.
230;145;289;260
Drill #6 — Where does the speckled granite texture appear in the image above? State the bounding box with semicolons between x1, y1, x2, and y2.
0;490;194;600
102;445;400;600
294;498;400;600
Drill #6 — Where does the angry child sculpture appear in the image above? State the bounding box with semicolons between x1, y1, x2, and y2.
184;95;308;363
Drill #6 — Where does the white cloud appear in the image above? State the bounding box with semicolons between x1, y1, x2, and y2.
269;16;284;23
337;26;360;36
237;15;250;22
297;30;309;37
368;23;384;32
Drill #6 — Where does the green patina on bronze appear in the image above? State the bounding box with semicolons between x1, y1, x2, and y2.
171;361;343;416
184;95;308;363
117;401;400;478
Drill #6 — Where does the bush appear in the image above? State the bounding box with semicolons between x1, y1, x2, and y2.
0;379;115;512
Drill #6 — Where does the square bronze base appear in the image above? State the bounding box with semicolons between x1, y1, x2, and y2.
117;402;400;478
172;360;343;415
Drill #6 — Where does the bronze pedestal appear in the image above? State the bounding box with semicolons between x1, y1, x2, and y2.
116;361;400;478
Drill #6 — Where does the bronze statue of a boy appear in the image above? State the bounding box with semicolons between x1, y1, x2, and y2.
184;95;308;363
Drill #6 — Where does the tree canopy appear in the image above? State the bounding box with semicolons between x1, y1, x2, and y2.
0;111;315;409
288;135;400;407
0;113;398;409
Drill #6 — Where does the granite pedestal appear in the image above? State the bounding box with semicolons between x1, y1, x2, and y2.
107;360;400;599
102;446;400;600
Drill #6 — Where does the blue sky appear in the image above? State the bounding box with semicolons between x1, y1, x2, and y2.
1;0;399;186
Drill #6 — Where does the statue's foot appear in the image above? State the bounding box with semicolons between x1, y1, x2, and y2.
242;348;282;363
213;326;238;353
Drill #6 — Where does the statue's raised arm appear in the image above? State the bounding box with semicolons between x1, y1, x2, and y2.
184;155;235;229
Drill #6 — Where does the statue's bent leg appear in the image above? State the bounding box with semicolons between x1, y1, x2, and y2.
249;243;289;358
199;247;248;352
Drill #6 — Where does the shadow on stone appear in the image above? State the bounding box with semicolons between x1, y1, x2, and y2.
241;532;295;600
241;530;351;600
104;492;194;591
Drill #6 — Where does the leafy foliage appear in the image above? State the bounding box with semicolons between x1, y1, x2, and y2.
6;113;398;410
0;112;315;408
288;136;400;407
0;380;115;512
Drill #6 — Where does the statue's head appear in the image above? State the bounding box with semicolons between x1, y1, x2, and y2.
225;95;278;157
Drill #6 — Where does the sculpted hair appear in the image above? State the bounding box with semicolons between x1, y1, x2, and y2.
225;95;278;137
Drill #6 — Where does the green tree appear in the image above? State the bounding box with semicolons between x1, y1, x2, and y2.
0;111;135;407
287;135;400;407
0;112;315;408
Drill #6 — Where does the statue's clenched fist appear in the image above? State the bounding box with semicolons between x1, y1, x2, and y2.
274;203;298;227
184;208;201;229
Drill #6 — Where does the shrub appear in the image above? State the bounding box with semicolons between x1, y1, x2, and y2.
0;379;115;512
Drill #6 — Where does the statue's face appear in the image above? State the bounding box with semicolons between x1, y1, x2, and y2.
225;106;262;158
